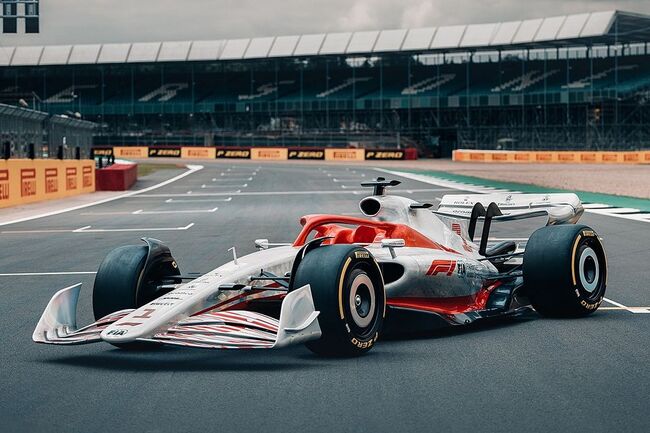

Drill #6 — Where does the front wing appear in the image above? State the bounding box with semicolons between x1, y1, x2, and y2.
33;284;322;350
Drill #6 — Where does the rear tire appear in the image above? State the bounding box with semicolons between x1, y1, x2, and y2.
523;224;607;317
292;245;385;357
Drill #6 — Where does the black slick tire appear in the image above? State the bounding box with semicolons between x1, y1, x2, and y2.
523;224;607;317
292;245;385;357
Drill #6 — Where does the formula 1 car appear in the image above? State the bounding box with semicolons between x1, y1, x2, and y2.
33;178;607;356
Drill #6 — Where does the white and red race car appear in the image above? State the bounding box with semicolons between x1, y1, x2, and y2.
33;178;607;356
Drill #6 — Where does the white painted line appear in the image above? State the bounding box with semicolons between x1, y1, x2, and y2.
599;306;650;313
74;223;195;233
589;208;641;214
583;203;613;209
214;177;253;181
629;307;650;314
2;223;195;234
134;208;218;215
375;168;490;193
79;210;139;216
603;297;629;309
201;183;248;188
602;297;650;313
165;197;232;203
1;228;77;234
137;188;450;198
0;271;97;277
0;165;204;228
585;211;650;222
188;189;240;194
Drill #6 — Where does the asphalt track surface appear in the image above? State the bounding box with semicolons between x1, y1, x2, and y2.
1;162;648;433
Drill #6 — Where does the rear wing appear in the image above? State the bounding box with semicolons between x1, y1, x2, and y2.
436;193;584;225
436;193;583;257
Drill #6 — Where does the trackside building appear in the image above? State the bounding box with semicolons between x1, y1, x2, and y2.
1;10;649;155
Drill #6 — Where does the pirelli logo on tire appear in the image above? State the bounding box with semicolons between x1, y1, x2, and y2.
365;150;405;160
288;149;325;160
149;147;181;158
216;149;251;159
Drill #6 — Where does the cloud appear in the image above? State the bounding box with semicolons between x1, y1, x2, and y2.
338;0;377;30
400;1;436;29
1;0;649;46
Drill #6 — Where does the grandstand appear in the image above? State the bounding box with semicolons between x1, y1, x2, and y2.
0;10;649;156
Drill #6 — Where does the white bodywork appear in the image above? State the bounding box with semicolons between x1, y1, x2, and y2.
33;246;322;349
33;190;583;350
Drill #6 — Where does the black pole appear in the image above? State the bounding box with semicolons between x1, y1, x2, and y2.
75;146;81;160
2;142;10;160
57;145;64;160
28;143;35;159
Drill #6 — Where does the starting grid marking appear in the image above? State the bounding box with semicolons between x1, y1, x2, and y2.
0;166;251;236
80;208;217;215
1;223;195;234
165;197;232;203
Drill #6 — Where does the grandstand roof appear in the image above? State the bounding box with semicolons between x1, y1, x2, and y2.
1;10;649;67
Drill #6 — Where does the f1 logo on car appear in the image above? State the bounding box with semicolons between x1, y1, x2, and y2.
426;260;456;276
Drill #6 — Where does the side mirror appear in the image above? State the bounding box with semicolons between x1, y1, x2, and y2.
254;239;269;250
381;238;405;259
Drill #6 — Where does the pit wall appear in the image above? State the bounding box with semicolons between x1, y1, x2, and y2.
94;146;417;161
0;159;95;209
453;149;650;164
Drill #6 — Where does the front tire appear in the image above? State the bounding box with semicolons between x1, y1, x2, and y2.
523;224;607;317
292;245;385;357
92;243;180;320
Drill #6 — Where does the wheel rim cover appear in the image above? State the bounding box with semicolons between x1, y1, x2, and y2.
579;247;600;293
348;273;375;328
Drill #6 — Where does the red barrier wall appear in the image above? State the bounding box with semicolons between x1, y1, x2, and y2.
95;163;138;191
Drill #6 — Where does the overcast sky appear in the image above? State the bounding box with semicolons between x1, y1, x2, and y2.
1;0;649;46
